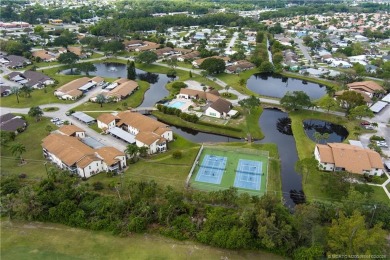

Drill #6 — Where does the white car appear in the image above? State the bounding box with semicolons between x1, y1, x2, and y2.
376;141;388;148
55;120;64;125
50;117;60;123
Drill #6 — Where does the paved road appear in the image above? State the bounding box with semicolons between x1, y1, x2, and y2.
225;32;238;54
294;37;313;64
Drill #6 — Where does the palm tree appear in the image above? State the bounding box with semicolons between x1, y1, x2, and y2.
225;85;230;94
21;86;33;98
125;144;139;159
11;87;20;103
9;142;26;164
139;146;149;157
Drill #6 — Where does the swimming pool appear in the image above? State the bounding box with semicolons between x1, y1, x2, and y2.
168;101;186;109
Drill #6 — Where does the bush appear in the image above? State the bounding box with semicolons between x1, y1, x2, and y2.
172;81;187;90
93;181;104;191
370;135;385;141
172;150;182;159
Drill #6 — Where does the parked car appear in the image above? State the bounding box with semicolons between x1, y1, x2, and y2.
360;121;371;126
364;125;374;130
50;117;60;123
376;141;388;148
55;120;64;125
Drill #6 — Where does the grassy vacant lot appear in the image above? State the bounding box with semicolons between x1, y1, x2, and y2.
1;220;284;260
0;117;57;180
289;110;389;204
73;80;150;112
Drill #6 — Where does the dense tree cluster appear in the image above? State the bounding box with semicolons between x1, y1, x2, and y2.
1;174;389;258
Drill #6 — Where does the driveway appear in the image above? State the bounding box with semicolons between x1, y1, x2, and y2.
0;65;23;88
359;105;390;157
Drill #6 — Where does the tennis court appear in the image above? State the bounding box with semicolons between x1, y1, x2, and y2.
195;154;227;184
234;159;262;190
188;146;269;196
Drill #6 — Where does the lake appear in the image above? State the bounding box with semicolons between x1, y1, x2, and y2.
247;73;327;100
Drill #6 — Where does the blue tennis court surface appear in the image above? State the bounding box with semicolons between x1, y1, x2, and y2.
195;154;227;184
234;159;262;191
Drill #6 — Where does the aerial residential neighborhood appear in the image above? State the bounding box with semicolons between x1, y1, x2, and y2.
1;0;389;258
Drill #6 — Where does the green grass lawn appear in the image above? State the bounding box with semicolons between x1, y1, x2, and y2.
1;220;284;260
0;117;57;180
289;110;389;203
387;183;390;193
89;134;201;191
0;88;73;108
73;80;150;112
216;69;259;95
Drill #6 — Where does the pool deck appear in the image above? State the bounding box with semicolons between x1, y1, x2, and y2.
167;98;194;112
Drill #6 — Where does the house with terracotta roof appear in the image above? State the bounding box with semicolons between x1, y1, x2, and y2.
32;50;58;62
97;111;173;154
57;125;86;138
177;88;233;118
347;81;385;99
314;143;384;176
54;77;103;100
90;78;138;103
42;133;126;178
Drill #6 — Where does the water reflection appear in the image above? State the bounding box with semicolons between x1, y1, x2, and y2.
290;189;306;204
276;117;293;136
303;119;348;143
258;108;303;207
138;72;159;84
247;73;326;99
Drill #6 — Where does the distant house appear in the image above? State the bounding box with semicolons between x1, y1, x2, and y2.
32;50;58;62
124;40;160;52
42;134;126;178
97;112;173;154
0;86;11;97
90;78;138;103
365;65;378;74
314;143;384;176
225;60;255;74
347;81;385;98
177;51;200;62
334;90;373;106
192;56;230;68
0;55;31;69
54;77;103;100
0;113;27;134
7;71;54;89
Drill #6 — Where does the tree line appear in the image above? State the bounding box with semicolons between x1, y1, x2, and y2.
1;173;389;259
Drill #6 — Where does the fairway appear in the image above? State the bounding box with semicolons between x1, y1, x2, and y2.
1;220;285;260
188;146;269;196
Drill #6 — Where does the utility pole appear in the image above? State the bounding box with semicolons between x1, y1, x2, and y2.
369;204;377;227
